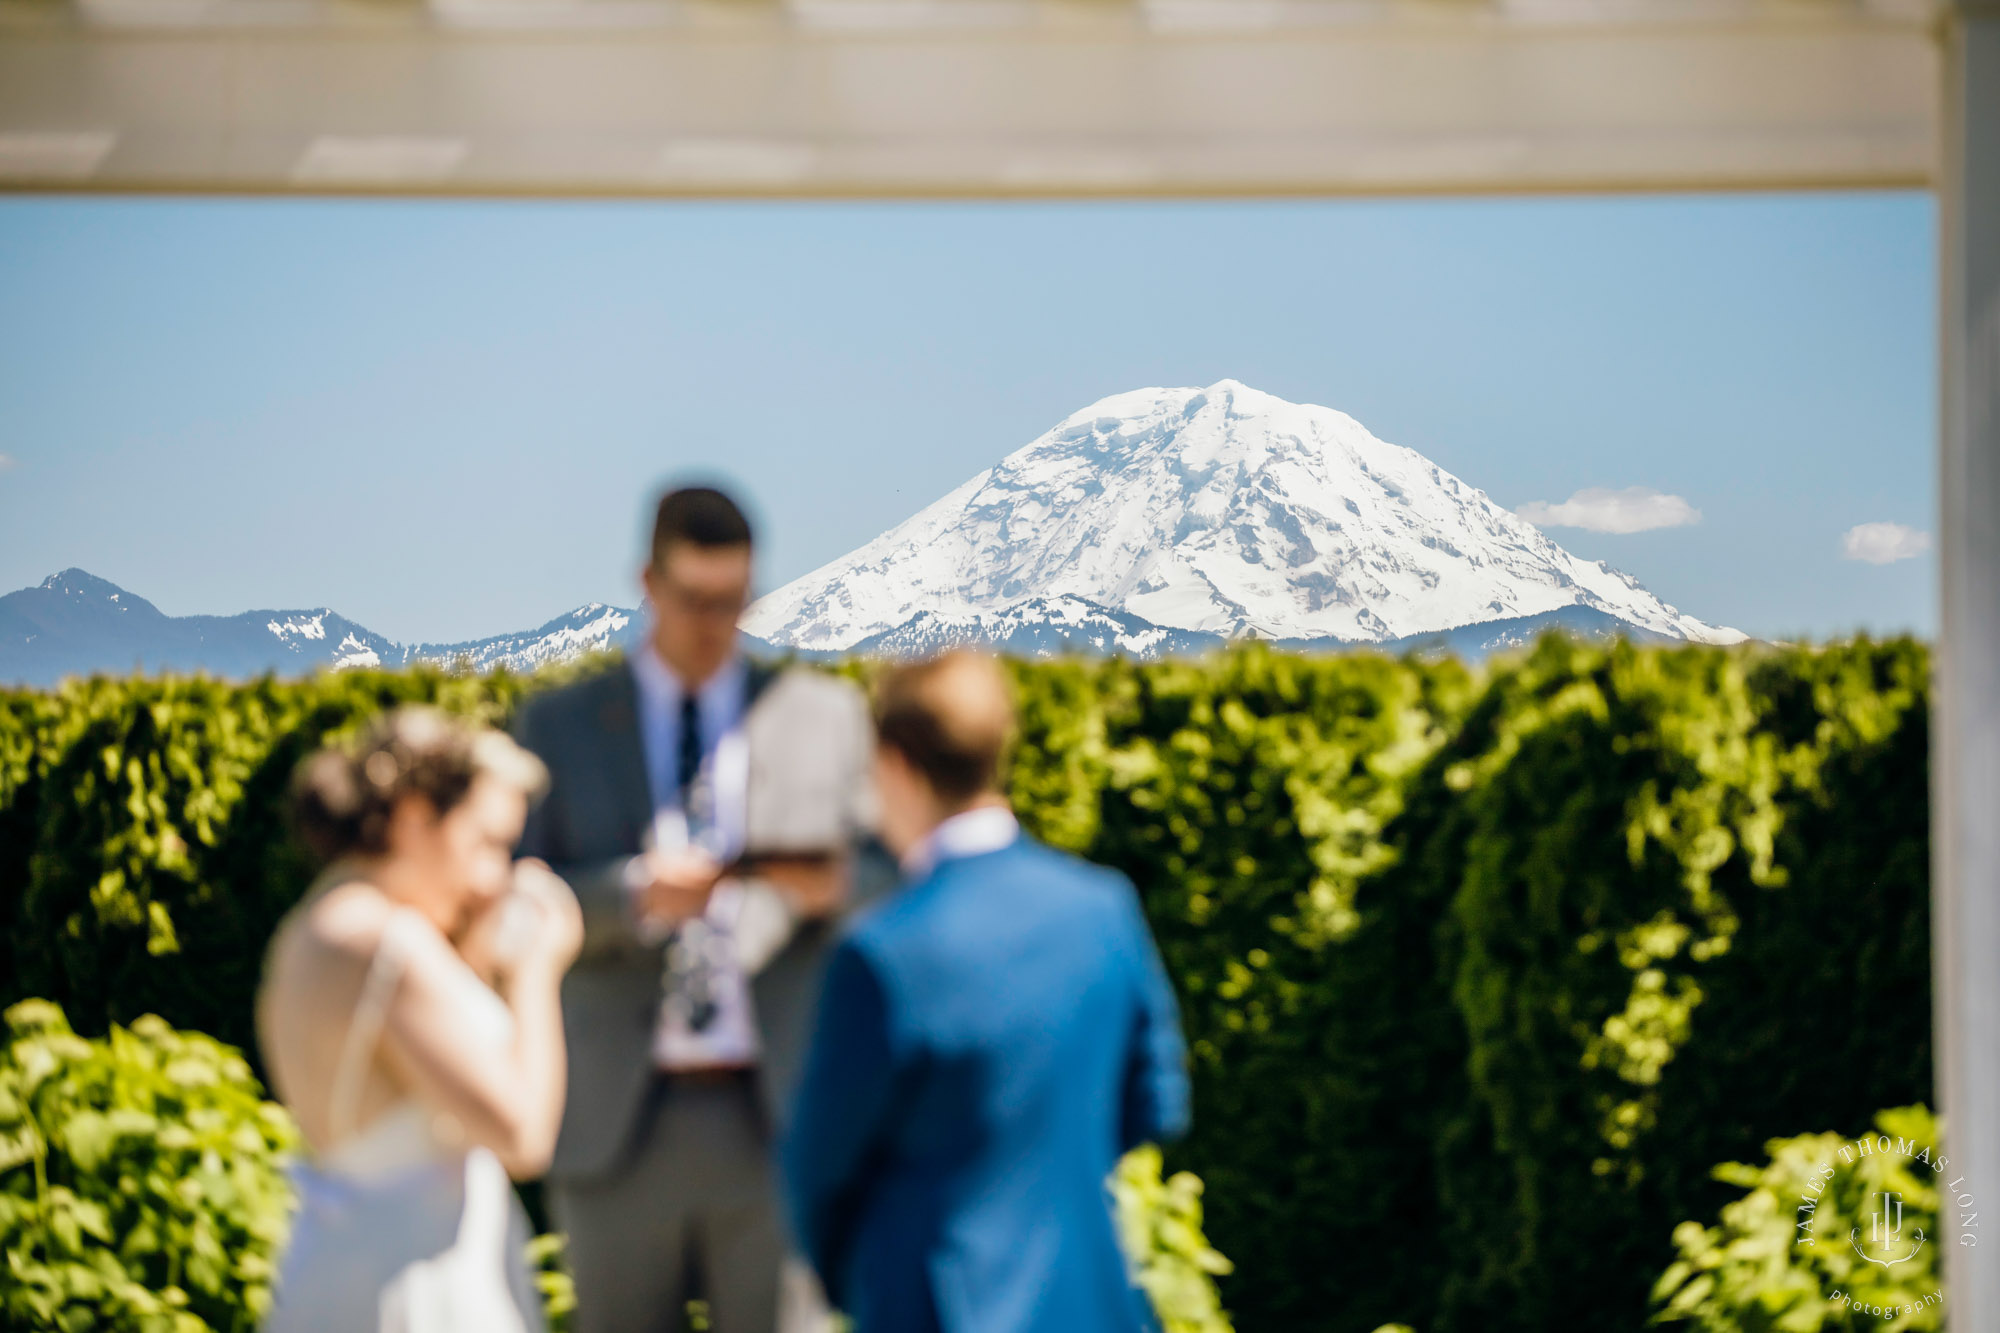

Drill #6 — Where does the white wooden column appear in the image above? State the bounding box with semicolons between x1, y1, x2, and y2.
1937;1;2000;1326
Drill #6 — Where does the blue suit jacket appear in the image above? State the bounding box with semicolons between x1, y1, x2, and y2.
781;833;1191;1333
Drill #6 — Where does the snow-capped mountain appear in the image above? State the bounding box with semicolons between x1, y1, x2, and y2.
0;570;404;685
401;604;642;674
0;569;649;687
743;380;1742;655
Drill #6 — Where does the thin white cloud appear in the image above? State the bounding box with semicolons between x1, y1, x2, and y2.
1515;486;1701;535
0;454;13;471
1841;521;1931;565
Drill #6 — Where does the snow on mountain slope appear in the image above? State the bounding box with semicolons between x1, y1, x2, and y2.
842;595;1217;660
742;380;1741;653
402;603;641;674
251;611;397;668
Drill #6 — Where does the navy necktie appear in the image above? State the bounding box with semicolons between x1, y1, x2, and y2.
676;691;702;803
670;687;719;1032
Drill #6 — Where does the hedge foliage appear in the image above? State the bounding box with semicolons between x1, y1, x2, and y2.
0;636;1933;1331
0;669;534;1057
997;636;1930;1332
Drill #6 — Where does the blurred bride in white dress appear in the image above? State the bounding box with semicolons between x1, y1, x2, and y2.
257;707;582;1332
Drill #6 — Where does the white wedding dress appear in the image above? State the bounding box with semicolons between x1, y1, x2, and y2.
266;910;544;1333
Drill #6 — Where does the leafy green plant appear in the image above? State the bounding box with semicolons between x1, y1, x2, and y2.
1111;1143;1235;1333
0;999;299;1332
526;1232;576;1333
0;998;677;1333
1655;1105;1948;1332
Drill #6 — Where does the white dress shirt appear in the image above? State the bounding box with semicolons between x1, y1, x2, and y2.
900;805;1020;880
627;643;761;1070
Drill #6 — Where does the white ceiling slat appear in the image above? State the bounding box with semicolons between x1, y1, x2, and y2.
0;2;1943;197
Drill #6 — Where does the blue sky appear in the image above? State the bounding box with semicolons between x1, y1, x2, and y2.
0;193;1935;645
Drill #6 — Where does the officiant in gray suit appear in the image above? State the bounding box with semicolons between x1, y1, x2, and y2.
513;485;884;1333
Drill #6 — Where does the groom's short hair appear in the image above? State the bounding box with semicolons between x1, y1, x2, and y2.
874;652;1015;804
651;486;753;568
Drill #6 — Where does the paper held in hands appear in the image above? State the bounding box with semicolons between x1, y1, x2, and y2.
652;804;841;889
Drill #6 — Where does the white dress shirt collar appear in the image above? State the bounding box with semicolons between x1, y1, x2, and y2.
629;640;747;730
626;641;751;849
901;804;1020;880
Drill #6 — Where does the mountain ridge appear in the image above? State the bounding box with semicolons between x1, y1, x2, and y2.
0;565;1719;690
2;381;1741;686
0;569;652;687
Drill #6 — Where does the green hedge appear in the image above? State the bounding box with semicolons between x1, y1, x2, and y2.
0;670;534;1057
0;638;1933;1331
1001;638;1929;1332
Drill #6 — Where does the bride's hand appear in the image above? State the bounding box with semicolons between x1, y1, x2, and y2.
505;859;584;973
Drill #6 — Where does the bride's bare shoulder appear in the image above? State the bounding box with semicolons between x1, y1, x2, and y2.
270;880;400;976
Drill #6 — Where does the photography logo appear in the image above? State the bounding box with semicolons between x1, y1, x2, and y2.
1792;1125;1976;1320
1853;1188;1924;1268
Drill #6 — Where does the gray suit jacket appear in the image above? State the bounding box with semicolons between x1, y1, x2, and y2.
513;657;887;1182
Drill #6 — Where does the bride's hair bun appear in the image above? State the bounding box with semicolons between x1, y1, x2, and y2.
290;706;547;863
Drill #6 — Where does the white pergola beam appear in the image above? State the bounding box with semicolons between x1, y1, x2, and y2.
0;0;1942;195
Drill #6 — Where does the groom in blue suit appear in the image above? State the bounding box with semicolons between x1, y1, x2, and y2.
781;652;1190;1333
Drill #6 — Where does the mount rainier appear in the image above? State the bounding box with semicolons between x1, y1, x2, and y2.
740;380;1741;656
